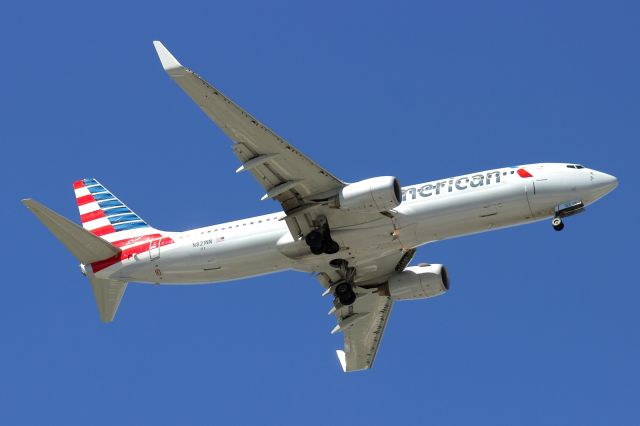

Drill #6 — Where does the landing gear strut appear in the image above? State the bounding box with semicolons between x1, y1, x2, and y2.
552;217;564;232
305;216;339;255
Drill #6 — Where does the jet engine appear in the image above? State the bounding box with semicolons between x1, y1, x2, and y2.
381;264;449;301
333;176;402;212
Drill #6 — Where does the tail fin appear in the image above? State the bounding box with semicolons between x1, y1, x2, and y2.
73;178;156;243
23;198;128;323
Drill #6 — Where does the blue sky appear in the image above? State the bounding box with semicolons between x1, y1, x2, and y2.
1;1;638;424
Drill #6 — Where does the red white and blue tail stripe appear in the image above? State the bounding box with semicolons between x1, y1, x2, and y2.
73;178;175;273
73;178;152;241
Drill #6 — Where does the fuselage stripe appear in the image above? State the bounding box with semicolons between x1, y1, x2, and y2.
91;237;174;273
110;233;163;248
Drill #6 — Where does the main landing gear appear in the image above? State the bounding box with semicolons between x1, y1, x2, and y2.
330;259;356;306
305;216;339;255
334;281;357;306
552;217;564;232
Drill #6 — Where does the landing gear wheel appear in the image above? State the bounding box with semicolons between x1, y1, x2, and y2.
335;282;356;306
335;282;351;297
323;240;340;255
305;220;339;256
338;291;357;306
305;230;323;250
552;217;564;231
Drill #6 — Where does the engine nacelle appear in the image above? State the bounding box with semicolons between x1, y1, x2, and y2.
383;264;449;301
335;176;401;212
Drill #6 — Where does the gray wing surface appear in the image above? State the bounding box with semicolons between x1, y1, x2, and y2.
153;41;344;214
327;249;414;372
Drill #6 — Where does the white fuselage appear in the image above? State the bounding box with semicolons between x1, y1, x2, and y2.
96;163;617;285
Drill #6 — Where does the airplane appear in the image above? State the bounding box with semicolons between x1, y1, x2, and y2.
22;41;618;372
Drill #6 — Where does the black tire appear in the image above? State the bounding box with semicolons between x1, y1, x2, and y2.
335;282;351;297
305;230;323;249
323;240;340;254
553;222;564;231
310;245;324;255
339;291;357;306
552;217;562;227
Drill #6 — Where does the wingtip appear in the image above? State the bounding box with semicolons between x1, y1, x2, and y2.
152;40;183;71
336;350;347;372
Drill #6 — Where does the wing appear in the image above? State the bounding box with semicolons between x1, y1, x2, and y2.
153;41;393;240
153;41;344;214
326;249;416;372
333;289;393;372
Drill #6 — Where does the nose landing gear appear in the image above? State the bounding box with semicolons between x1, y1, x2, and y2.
552;217;564;231
551;200;585;232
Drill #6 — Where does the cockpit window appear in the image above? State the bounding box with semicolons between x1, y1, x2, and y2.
566;164;585;169
576;164;584;169
566;165;576;169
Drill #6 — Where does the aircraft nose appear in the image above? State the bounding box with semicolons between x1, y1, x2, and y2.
587;170;618;201
597;171;618;193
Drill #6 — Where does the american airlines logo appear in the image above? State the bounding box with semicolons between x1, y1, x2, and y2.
403;170;504;201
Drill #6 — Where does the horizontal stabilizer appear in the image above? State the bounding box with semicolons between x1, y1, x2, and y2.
22;199;120;264
90;277;128;323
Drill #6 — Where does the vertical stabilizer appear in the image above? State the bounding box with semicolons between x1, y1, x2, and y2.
73;178;157;243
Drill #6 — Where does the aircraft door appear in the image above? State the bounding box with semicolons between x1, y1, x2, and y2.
149;239;160;261
524;180;536;217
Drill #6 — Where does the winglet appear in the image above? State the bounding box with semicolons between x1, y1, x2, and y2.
336;350;347;372
153;41;183;72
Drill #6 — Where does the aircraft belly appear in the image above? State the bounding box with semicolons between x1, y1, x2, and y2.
112;228;295;284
